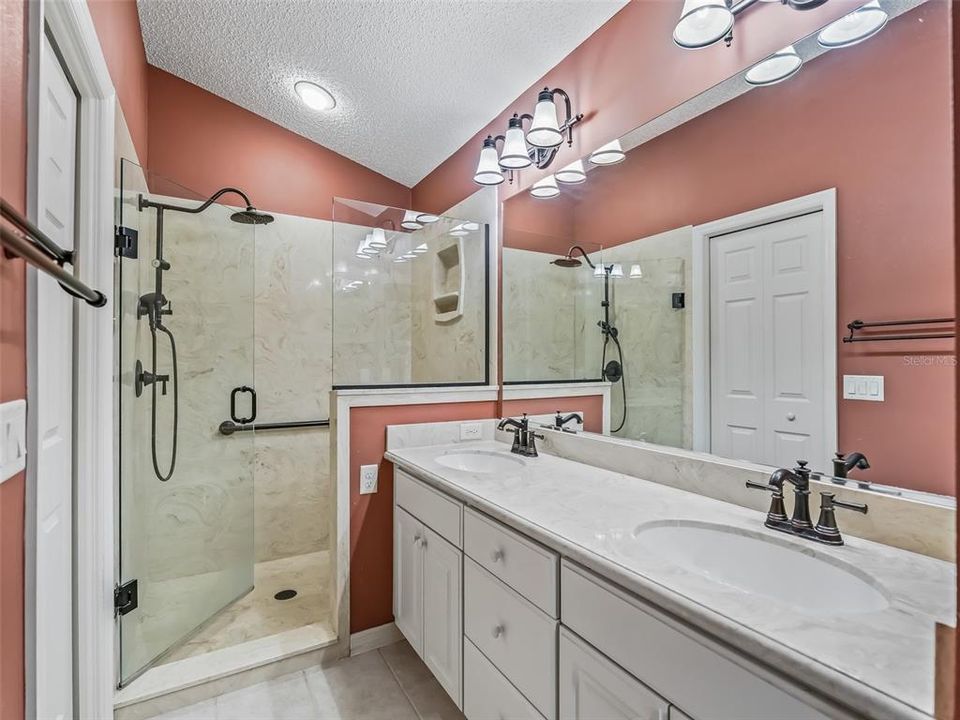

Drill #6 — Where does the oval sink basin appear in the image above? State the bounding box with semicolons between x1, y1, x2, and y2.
620;521;889;617
435;450;526;474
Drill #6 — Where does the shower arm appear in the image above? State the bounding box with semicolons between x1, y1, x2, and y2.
138;187;256;215
565;245;597;269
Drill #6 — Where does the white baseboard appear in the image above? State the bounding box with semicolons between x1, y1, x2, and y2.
350;622;404;656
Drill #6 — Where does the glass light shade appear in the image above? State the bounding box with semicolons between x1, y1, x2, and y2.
500;124;532;169
416;213;440;223
818;1;888;48
368;228;388;249
673;0;734;49
629;263;644;279
294;80;336;111
474;141;504;186
745;45;803;86
462;222;480;231
609;263;624;278
589;139;626;166
449;224;469;237
412;243;429;254
400;210;423;230
526;92;563;149
530;175;560;199
555;159;586;184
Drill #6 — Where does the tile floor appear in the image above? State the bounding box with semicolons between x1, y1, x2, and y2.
146;641;464;720
162;551;331;664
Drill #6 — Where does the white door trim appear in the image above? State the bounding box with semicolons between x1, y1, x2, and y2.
26;1;115;718
691;189;838;462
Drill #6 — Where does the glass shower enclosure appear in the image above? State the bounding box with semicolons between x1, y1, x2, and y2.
115;160;258;685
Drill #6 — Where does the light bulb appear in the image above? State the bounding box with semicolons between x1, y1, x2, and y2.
589;139;626;166
526;89;563;149
555;159;586;184
530;175;560;199
818;1;888;48
474;136;504;186
294;81;336;111
673;0;734;49
745;45;802;86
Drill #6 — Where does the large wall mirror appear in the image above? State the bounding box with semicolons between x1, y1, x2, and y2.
501;0;954;501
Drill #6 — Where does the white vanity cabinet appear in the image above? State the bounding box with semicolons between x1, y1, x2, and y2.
393;471;463;708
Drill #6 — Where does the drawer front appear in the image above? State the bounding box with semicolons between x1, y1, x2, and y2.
463;639;545;720
464;558;557;719
560;562;832;720
464;508;558;617
395;468;462;547
559;627;668;720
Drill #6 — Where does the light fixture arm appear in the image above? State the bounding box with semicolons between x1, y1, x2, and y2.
548;88;583;147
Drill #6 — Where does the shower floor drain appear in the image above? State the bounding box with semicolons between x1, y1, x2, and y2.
274;589;297;601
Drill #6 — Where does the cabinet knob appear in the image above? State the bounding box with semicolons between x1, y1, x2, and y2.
413;535;422;546
491;624;504;639
491;549;503;563
786;412;796;422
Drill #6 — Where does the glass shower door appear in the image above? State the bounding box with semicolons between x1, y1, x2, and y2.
116;160;257;685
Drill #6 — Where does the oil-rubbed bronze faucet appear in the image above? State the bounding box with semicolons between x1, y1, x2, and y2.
747;460;868;546
497;413;544;457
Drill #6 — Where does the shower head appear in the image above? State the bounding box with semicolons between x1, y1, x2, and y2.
551;256;582;268
231;207;275;225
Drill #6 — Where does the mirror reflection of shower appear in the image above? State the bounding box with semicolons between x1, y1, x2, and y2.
550;246;627;433
136;188;275;481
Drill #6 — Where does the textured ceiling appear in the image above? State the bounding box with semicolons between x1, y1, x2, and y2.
136;0;628;187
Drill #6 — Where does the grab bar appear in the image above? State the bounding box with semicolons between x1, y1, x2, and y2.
0;200;107;308
218;419;330;435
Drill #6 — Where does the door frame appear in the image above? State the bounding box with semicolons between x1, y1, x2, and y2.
25;1;115;718
691;189;838;464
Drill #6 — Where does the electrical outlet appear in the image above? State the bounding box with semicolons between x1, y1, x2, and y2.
0;399;26;483
359;464;378;495
459;422;483;441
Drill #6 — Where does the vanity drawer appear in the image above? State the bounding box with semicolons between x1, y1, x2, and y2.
464;557;557;719
560;561;834;720
464;507;558;617
395;468;462;548
463;638;545;720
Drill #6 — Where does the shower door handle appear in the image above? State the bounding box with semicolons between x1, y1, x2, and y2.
230;386;257;424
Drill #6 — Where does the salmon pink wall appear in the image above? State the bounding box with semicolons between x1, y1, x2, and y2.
0;0;28;716
88;0;149;165
502;4;955;495
146;67;410;221
411;0;864;215
349;395;603;633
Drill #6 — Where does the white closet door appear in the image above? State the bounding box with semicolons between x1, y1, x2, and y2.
33;31;78;720
710;212;825;468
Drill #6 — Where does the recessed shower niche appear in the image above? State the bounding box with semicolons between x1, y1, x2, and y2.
433;238;464;323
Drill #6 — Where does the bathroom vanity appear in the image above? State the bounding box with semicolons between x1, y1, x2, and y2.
386;431;955;720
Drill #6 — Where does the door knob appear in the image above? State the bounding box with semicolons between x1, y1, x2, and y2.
491;549;503;563
491;624;504;639
786;412;796;422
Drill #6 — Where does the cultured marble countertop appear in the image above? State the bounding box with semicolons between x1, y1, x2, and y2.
385;440;956;720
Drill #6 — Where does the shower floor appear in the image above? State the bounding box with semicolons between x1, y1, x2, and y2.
160;550;331;664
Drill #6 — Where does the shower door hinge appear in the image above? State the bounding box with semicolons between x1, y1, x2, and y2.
115;226;138;259
114;579;139;616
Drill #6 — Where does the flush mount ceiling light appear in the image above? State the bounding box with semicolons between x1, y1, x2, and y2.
745;44;802;86
401;211;423;231
472;88;583;187
530;175;560;199
556;159;587;184
674;0;828;50
294;80;336;111
817;0;888;48
589;139;626;166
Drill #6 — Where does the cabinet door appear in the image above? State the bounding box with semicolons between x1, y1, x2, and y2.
560;628;669;720
394;507;424;654
422;526;463;708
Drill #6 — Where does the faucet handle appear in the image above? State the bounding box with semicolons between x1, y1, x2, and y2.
815;492;868;545
746;480;788;525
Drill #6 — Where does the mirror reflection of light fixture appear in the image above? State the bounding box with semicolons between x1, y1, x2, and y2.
589;139;626;166
555;159;587;184
817;0;888;48
417;213;440;224
745;45;802;86
673;0;733;49
401;211;423;230
462;222;480;231
500;115;533;169
609;263;624;278
450;224;469;237
530;175;560;199
412;243;429;254
629;263;644;279
594;264;605;277
473;136;505;186
368;228;387;249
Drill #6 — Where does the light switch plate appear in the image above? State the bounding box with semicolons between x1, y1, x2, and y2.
0;399;27;483
359;464;378;495
459;422;483;441
842;374;884;402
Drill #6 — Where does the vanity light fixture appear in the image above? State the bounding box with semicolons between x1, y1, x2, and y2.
817;0;888;48
500;116;534;169
555;159;587;184
527;89;565;148
530;175;560;199
589;139;626;166
294;80;336;111
745;45;802;86
629;264;644;279
401;211;423;231
473;136;506;186
673;0;828;50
